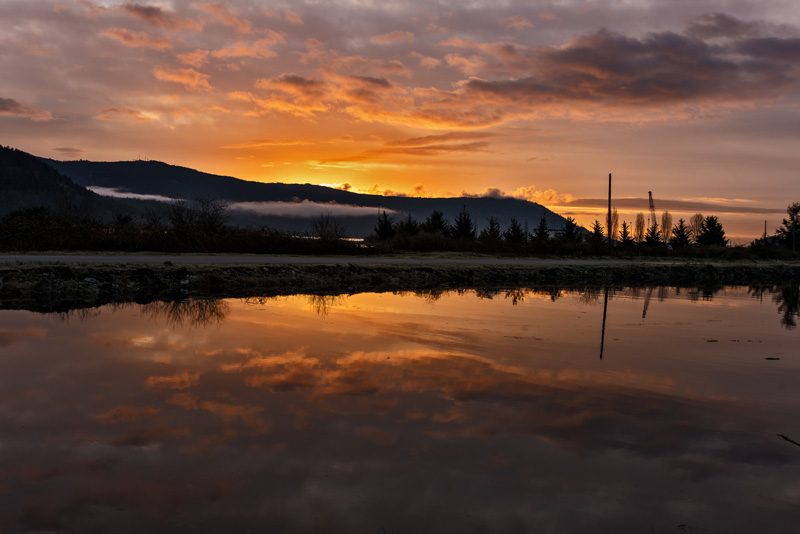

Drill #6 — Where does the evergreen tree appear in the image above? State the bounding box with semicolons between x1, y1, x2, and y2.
644;221;661;246
776;202;800;251
396;214;419;236
451;207;476;240
669;218;691;249
533;215;549;242
588;219;605;253
560;216;580;242
619;221;633;247
589;220;604;241
503;217;526;244
479;216;502;243
422;210;449;235
696;215;728;247
373;210;395;240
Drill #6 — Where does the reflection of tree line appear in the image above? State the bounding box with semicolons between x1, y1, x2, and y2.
409;285;800;330
748;285;800;330
48;284;800;330
54;299;231;328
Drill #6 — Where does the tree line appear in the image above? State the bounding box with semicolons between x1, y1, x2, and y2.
2;195;798;258
369;203;800;258
0;199;364;255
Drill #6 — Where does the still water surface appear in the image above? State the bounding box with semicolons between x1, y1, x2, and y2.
1;287;799;533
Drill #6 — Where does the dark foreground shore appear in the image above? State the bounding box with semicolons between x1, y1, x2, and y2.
2;259;800;313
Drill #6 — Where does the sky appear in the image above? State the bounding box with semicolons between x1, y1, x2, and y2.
1;0;800;241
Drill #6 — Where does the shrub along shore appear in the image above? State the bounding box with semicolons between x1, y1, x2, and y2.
1;259;799;313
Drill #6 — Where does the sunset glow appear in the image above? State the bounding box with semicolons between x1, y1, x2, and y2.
2;1;800;239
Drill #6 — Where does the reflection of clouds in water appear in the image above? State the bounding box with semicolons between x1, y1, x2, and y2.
2;291;799;533
0;327;46;346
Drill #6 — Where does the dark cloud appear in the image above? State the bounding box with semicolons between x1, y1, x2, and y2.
52;147;86;157
736;37;800;61
119;3;202;31
122;4;172;26
348;75;393;88
256;73;326;98
0;97;52;121
446;24;800;120
687;13;762;39
0;328;46;347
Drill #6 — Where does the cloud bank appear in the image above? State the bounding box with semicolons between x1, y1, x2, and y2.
229;200;395;217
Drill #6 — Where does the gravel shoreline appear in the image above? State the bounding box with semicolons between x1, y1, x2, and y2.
1;261;799;313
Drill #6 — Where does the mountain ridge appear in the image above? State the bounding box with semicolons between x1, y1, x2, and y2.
43;157;571;237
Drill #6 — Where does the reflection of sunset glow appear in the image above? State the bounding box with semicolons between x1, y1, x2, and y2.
0;290;799;531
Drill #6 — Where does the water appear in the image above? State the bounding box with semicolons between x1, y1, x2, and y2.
0;286;798;533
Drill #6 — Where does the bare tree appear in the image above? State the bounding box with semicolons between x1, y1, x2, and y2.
660;211;673;247
606;208;619;241
689;213;704;244
634;212;646;243
312;210;348;239
195;197;230;233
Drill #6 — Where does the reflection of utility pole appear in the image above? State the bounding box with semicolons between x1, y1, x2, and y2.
642;287;654;319
600;286;609;360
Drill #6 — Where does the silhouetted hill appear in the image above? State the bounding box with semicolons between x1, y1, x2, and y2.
0;146;163;221
45;158;570;237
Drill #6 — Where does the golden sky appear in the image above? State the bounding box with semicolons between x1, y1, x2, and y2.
2;1;800;240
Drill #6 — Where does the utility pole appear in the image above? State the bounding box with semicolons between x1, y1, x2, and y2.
607;173;612;251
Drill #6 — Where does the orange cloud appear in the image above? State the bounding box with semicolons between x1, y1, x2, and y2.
230;73;331;119
145;371;201;389
101;28;171;49
413;54;441;69
510;186;576;204
284;10;303;25
499;16;534;29
219;139;311;149
211;32;285;59
177;49;210;67
371;31;415;44
384;131;495;147
457;185;576;205
94;107;152;122
153;66;211;91
196;2;252;34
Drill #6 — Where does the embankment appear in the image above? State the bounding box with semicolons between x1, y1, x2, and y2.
1;261;799;313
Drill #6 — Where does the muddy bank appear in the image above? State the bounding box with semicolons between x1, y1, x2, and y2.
1;261;799;313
